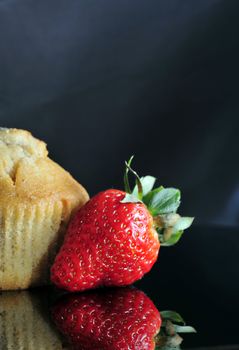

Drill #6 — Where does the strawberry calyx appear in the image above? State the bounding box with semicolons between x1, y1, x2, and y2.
121;156;194;247
155;310;196;349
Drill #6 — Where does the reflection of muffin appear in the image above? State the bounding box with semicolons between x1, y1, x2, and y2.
0;128;89;290
0;290;63;349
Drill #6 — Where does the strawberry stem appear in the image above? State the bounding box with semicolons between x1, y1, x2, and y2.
124;156;143;199
123;156;134;194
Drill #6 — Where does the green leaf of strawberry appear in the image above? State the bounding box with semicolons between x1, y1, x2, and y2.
160;230;184;247
173;217;194;232
142;186;164;206
160;311;185;325
132;175;156;197
173;325;197;333
121;193;141;203
159;217;194;247
147;188;181;216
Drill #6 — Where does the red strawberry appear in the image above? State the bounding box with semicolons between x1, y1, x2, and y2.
52;288;196;350
51;157;193;292
52;287;162;350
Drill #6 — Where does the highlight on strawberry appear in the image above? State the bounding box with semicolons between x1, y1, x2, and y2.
51;287;196;350
51;157;194;292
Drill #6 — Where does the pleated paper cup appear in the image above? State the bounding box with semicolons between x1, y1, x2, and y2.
0;200;66;290
0;290;63;349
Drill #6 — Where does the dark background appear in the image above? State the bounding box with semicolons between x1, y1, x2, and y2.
0;0;239;227
0;1;239;348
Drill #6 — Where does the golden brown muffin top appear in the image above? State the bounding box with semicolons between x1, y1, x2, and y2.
0;128;89;215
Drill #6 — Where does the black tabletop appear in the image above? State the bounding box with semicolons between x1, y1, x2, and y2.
0;224;237;349
136;224;239;348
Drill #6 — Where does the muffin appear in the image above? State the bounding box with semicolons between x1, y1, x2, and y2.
0;291;63;349
0;128;89;290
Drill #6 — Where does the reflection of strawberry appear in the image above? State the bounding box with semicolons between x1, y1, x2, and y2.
51;157;193;292
52;288;196;350
52;288;162;350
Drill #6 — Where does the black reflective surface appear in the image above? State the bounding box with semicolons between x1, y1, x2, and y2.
136;224;239;348
0;225;238;349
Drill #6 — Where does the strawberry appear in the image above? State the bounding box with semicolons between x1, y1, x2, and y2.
51;288;161;350
51;157;193;292
51;287;196;350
